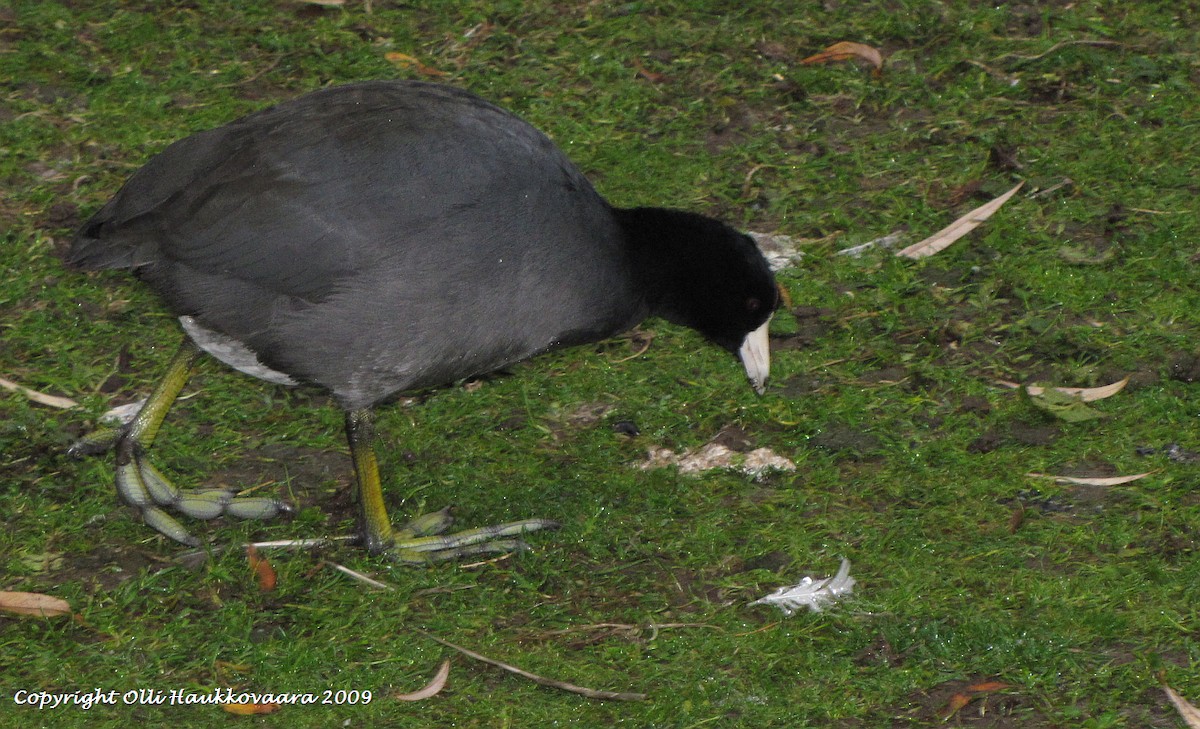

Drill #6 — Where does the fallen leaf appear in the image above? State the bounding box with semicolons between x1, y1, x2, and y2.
1164;685;1200;729
896;182;1024;259
246;545;277;592
633;59;668;83
385;52;447;78
937;681;1012;720
995;377;1129;402
938;692;973;720
967;680;1014;693
1008;504;1025;534
221;703;281;715
394;659;451;701
0;591;72;617
423;634;646;701
1027;472;1151;486
801;41;884;74
0;376;78;409
1023;385;1108;422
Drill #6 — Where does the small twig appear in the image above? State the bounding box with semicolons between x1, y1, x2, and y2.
422;633;647;701
994;39;1124;64
459;551;516;569
734;621;783;637
543;622;721;642
614;334;654;363
327;561;395;591
177;536;354;562
741;164;767;198
1028;177;1073;199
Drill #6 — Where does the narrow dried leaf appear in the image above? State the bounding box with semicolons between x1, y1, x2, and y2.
0;591;72;617
394;659;451;701
1027;472;1152;486
896;182;1024;259
221;703;281;715
801;41;884;72
1164;685;1200;729
246;545;277;592
0;376;78;409
424;634;646;701
938;692;973;720
967;680;1014;693
996;377;1129;401
632;59;668;84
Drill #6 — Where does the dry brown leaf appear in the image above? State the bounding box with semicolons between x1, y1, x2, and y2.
801;41;884;73
0;591;72;617
246;545;277;592
995;377;1129;401
967;680;1014;693
896;182;1024;259
938;692;973;720
1008;504;1025;534
632;59;668;83
221;703;281;715
1164;685;1200;729
1027;472;1151;486
384;52;447;78
424;634;646;701
394;659;451;701
0;376;78;409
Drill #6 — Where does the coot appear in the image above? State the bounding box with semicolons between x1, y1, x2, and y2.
67;80;778;560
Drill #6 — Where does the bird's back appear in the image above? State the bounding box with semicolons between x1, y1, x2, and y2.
70;81;646;408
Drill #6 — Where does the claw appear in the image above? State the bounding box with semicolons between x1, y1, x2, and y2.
67;426;123;459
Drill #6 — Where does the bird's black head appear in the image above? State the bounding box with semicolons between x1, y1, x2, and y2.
618;207;779;392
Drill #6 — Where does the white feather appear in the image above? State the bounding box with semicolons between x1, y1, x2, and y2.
751;558;855;616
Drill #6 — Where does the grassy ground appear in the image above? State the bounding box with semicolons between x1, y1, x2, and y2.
2;1;1198;726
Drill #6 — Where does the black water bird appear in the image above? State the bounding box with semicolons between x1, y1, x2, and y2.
67;81;778;560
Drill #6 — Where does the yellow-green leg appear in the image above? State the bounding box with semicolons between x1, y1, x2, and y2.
345;408;558;564
69;338;289;546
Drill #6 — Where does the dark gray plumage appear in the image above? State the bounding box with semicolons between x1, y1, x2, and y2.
67;80;778;556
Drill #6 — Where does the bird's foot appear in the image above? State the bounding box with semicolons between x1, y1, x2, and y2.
68;428;292;547
375;506;559;564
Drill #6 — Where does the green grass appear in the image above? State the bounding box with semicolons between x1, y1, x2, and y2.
2;1;1198;726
